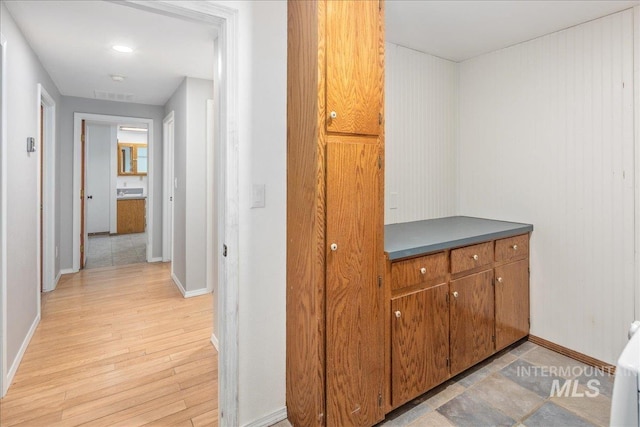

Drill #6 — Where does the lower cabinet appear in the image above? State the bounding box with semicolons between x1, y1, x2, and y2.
117;199;146;234
495;259;530;350
450;269;495;375
391;283;449;407
387;233;530;411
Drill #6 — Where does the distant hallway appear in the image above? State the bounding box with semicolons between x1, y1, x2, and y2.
86;232;147;269
0;262;218;426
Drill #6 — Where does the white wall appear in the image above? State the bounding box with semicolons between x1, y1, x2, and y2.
385;43;458;224
1;2;61;389
164;78;188;289
58;96;165;267
458;9;635;364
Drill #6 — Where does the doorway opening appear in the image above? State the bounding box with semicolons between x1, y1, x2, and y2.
73;114;154;270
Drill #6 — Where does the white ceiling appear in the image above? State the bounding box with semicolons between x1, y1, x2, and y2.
4;0;217;106
386;0;640;62
5;1;639;105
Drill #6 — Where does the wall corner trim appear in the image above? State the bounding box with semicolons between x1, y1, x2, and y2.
211;333;219;351
241;407;288;427
171;273;187;297
184;287;211;298
6;313;40;392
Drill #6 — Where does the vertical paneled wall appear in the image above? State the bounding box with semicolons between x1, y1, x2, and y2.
458;9;635;364
385;43;458;224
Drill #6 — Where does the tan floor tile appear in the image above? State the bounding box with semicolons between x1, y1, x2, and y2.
474;372;544;420
424;382;466;410
407;411;455;427
521;346;589;379
551;384;612;427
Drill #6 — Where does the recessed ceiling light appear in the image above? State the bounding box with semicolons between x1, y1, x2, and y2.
111;74;125;82
119;126;148;132
112;45;133;53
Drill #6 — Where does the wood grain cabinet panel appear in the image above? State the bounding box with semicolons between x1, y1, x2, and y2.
287;1;385;425
451;242;493;274
391;284;449;407
495;259;530;350
326;139;384;426
449;269;495;375
495;234;529;263
117;199;145;234
390;252;447;292
326;0;382;136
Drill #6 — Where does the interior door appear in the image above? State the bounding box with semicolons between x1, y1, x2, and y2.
80;120;86;269
86;123;112;234
326;138;384;426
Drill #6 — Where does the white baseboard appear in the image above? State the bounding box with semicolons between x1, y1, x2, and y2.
211;333;219;351
149;257;163;263
54;271;61;287
6;313;40;391
60;268;77;275
242;407;288;427
171;273;187;297
185;288;211;298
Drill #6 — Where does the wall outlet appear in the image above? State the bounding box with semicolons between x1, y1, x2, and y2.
389;192;399;210
251;184;265;208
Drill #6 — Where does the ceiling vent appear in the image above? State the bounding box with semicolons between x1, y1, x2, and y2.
94;90;134;103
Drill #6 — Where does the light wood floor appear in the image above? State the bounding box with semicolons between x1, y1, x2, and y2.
0;262;218;427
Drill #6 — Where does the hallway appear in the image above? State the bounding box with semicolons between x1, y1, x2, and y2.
0;263;217;426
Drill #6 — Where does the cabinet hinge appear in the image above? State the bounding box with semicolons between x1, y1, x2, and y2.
446;358;450;367
446;293;449;304
378;276;382;288
528;317;531;326
80;189;84;199
492;335;496;343
379;113;383;125
492;277;495;286
378;393;383;407
80;244;84;254
378;155;382;170
378;0;382;11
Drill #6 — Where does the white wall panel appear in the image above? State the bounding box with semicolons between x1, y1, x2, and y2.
459;9;635;364
385;43;458;224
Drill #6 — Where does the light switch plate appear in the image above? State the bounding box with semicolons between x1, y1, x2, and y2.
252;184;265;208
389;192;398;210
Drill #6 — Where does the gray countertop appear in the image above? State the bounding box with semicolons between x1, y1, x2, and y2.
117;196;146;201
385;216;533;261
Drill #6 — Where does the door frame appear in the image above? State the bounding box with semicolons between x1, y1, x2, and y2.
0;32;7;398
73;114;154;269
120;2;240;424
37;84;56;293
162;111;174;264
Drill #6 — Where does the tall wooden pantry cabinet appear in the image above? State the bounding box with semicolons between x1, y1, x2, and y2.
287;1;386;426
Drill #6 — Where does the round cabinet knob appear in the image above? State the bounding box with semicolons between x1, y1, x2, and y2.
394;311;401;318
497;277;504;283
512;244;518;250
472;254;479;261
452;291;459;298
330;243;338;251
420;267;427;275
329;111;337;119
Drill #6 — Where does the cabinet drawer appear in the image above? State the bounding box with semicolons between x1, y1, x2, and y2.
451;242;493;274
495;234;529;263
391;252;447;292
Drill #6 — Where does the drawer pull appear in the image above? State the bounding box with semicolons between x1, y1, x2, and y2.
330;243;338;251
472;254;479;261
497;277;503;283
452;291;459;298
512;244;518;250
329;111;337;119
420;267;427;275
394;310;402;318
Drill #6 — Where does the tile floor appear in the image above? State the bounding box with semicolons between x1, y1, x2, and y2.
85;232;147;269
273;340;614;427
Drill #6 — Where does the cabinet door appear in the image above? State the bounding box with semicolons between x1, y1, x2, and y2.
450;269;494;375
326;139;384;426
326;0;382;136
495;259;529;350
391;284;449;407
